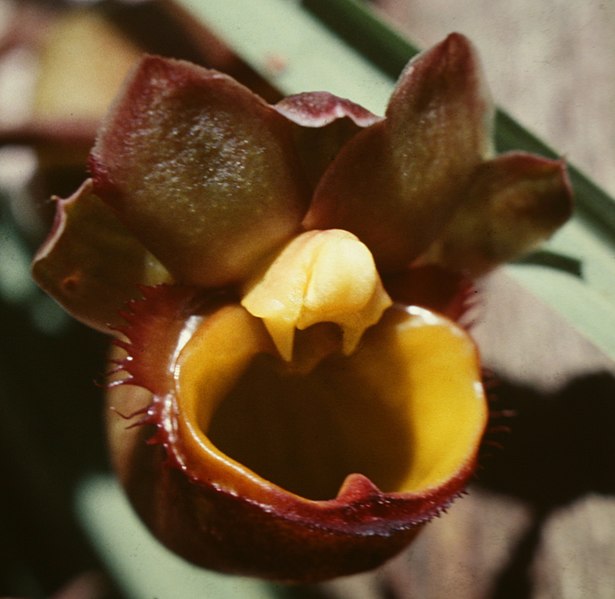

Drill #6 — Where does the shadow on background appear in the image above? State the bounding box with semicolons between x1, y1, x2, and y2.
0;299;116;598
478;371;615;599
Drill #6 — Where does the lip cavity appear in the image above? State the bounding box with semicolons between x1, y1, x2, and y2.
173;303;487;504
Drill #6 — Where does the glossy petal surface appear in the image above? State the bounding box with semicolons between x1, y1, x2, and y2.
305;33;494;271
90;55;309;287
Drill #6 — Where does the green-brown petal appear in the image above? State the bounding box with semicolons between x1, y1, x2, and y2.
421;152;573;276
32;179;171;332
90;55;310;288
276;92;382;191
305;33;494;271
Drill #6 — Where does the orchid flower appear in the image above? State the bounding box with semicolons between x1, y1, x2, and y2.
32;33;572;582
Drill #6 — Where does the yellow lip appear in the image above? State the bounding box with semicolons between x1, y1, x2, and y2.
174;302;487;503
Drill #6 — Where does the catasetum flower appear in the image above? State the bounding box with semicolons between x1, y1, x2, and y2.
32;33;572;582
